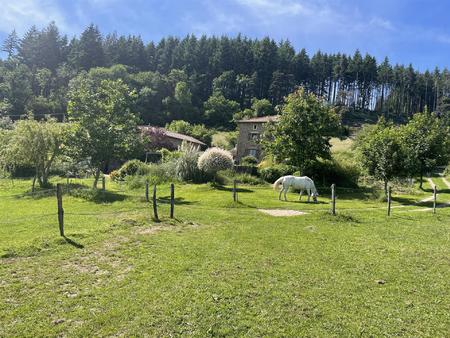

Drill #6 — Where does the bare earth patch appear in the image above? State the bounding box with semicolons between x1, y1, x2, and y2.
258;209;307;217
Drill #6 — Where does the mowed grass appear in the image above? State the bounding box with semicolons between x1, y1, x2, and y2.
0;178;449;336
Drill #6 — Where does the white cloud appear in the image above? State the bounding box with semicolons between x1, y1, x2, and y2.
235;0;309;17
0;0;71;34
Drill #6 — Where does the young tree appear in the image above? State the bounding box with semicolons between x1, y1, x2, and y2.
356;118;405;196
401;111;450;188
0;118;68;189
262;88;341;172
67;78;140;187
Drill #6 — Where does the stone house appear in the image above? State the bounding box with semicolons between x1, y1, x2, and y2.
235;115;279;163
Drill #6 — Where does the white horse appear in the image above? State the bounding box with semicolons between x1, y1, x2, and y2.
273;175;319;202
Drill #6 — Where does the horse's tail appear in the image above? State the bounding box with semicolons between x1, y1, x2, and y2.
273;176;285;190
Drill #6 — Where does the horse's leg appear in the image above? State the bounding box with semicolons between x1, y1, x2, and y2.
307;189;311;203
299;190;303;201
284;187;288;201
279;187;283;200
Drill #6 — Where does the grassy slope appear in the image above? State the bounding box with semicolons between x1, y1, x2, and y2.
0;178;449;336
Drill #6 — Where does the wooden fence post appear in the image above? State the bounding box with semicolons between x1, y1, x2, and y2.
56;183;64;237
387;186;392;216
152;184;159;221
233;180;238;202
145;182;149;202
433;185;437;214
102;176;106;191
331;184;336;216
170;183;175;218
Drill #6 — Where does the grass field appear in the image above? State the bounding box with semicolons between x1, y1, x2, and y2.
1;177;449;336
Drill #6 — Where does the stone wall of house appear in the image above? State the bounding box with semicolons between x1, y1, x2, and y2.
236;122;265;162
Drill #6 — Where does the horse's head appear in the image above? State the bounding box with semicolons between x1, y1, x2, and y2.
312;190;319;203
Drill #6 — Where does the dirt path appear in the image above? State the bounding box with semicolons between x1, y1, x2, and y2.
441;176;450;189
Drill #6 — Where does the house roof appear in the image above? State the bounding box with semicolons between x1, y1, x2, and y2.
237;115;280;123
139;126;206;146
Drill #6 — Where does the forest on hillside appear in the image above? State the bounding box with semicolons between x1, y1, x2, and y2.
1;23;449;129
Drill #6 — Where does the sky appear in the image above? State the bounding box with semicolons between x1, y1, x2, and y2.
0;0;449;71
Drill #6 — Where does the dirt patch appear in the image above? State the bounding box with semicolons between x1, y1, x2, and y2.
258;209;308;217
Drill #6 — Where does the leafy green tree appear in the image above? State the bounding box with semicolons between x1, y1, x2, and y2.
356;118;405;195
0;118;69;189
204;94;239;129
262;88;340;172
401;111;450;188
67;78;140;187
233;98;274;122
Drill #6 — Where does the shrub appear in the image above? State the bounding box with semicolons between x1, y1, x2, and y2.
176;142;208;183
217;170;264;186
197;147;234;175
111;160;150;181
444;163;450;177
240;155;258;166
259;164;297;183
303;158;360;188
159;148;181;163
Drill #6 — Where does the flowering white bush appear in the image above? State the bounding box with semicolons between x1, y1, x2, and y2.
197;147;234;175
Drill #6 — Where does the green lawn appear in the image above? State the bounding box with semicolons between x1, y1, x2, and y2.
0;178;449;336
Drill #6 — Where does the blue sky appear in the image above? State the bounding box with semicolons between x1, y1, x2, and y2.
0;0;448;70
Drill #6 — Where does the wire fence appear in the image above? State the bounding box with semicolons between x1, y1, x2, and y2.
0;178;447;238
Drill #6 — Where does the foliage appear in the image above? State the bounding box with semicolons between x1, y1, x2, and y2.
240;155;258;166
175;142;208;183
159;148;181;163
67;78;141;187
258;164;297;183
0;24;448;130
355;118;405;195
444;163;450;177
262;88;341;171
124;161;177;188
218;170;265;185
111;160;150;181
400;111;450;187
197;147;234;175
211;131;238;150
0;118;69;188
165;120;214;145
233;98;275;122
204;94;240;129
303;157;360;188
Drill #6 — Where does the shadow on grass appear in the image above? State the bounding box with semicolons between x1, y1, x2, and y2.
63;236;84;249
69;187;127;204
157;196;197;205
212;184;254;193
393;196;450;209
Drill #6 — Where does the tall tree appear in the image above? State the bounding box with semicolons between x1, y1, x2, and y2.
2;30;19;58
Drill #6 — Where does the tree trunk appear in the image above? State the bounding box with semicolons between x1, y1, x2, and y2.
93;167;101;189
384;179;388;198
32;175;37;192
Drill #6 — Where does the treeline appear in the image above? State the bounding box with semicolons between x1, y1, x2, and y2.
1;22;449;128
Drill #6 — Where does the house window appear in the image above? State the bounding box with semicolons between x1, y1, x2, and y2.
253;124;258;130
248;149;257;157
248;132;260;141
